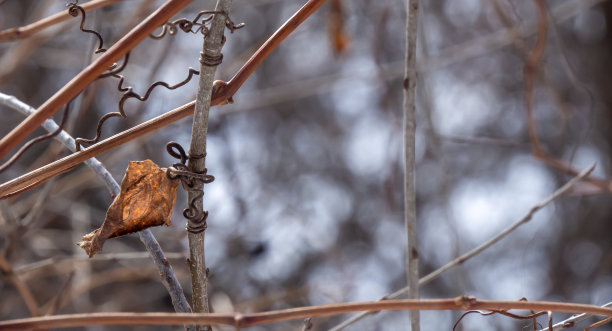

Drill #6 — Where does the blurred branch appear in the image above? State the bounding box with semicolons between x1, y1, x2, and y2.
440;134;527;148
14;252;185;275
0;0;192;161
403;0;420;330
523;0;548;155
0;254;40;317
0;93;191;314
0;0;123;42
44;272;75;316
420;0;606;71
0;0;326;199
328;164;594;330
485;0;609;194
1;297;612;329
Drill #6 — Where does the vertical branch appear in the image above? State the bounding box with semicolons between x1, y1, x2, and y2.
403;0;420;330
186;1;232;330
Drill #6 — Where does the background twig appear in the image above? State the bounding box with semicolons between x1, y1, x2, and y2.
403;0;420;330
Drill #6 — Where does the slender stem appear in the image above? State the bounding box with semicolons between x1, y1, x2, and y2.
0;93;192;316
403;0;420;330
186;1;232;330
0;0;192;161
1;298;611;330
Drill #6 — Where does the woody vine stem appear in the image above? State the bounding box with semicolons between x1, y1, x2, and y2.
186;1;232;330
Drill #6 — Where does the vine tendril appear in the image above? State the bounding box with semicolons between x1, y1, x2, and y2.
165;142;215;233
150;10;244;39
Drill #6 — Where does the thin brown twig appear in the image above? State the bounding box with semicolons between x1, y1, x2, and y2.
0;0;192;161
0;0;326;199
0;0;123;42
1;297;612;330
585;316;612;331
328;164;594;330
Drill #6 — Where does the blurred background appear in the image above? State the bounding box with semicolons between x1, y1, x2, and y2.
1;0;611;330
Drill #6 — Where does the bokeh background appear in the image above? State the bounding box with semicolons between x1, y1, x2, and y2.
1;0;611;330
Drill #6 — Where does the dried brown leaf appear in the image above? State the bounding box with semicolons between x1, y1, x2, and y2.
77;160;178;257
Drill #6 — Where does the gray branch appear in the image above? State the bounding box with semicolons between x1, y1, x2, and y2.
185;1;232;330
403;0;420;330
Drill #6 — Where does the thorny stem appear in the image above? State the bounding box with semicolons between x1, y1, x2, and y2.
403;0;420;330
0;297;611;330
186;1;232;330
0;0;192;161
0;93;192;317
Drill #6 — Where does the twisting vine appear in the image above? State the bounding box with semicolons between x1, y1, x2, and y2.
452;297;553;330
74;67;200;151
67;0;129;78
70;5;244;151
150;10;244;39
165;142;215;233
453;309;553;330
67;1;105;54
